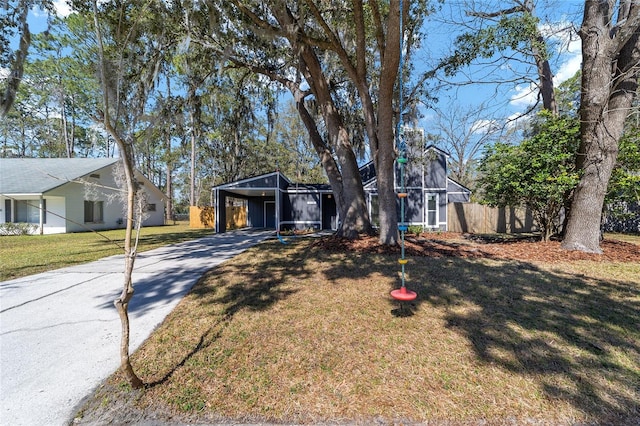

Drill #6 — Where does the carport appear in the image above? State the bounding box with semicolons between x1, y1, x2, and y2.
212;171;338;233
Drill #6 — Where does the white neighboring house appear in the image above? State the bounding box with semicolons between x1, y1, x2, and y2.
0;158;166;234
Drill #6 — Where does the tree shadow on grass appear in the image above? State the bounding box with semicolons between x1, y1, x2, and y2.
107;237;638;424
195;246;306;321
317;243;640;423
141;240;308;389
414;258;640;424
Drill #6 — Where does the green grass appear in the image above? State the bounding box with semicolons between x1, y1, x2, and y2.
606;232;640;244
0;222;214;281
74;237;640;425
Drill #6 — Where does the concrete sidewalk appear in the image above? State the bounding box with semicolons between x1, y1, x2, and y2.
0;229;273;426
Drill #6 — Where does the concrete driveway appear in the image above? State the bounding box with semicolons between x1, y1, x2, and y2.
0;229;273;426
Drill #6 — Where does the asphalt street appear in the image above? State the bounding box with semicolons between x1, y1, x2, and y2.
0;229;273;426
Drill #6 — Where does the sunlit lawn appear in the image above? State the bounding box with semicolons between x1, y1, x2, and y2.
607;232;640;244
74;237;640;425
0;222;214;281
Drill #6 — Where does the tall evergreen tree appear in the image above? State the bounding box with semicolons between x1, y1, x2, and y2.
1;0;54;117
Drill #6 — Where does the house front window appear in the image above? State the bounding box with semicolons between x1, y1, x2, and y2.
15;200;46;224
426;193;437;227
84;200;104;223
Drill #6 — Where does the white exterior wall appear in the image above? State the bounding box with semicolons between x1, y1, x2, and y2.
50;164;165;232
2;164;165;234
48;165;126;233
41;197;66;234
0;195;66;234
0;195;6;223
137;174;166;227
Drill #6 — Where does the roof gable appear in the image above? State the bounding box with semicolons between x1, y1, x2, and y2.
213;171;292;190
424;144;449;158
0;158;119;195
358;145;451;186
447;177;471;193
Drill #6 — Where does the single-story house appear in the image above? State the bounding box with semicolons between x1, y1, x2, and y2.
211;145;470;233
0;158;166;234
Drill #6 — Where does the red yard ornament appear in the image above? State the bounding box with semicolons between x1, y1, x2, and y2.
390;286;417;302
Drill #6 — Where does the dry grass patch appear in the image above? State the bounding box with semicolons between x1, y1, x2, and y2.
74;238;640;425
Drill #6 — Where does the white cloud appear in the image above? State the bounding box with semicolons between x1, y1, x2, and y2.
508;48;581;109
470;119;499;134
555;52;582;85
506;112;524;123
540;20;581;53
52;0;73;17
504;111;532;131
509;82;538;109
32;0;73;17
566;36;581;55
550;22;582;85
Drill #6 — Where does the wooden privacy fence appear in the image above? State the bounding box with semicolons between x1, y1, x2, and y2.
189;206;247;230
447;202;536;234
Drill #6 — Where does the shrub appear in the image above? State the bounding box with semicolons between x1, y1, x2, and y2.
0;222;38;236
407;225;424;235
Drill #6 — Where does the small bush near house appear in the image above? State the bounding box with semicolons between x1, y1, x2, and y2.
0;223;38;236
407;224;424;235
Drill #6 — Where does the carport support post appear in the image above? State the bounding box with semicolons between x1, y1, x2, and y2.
276;172;280;234
214;189;219;233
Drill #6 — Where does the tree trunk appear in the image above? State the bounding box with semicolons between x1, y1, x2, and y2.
277;7;371;238
92;0;143;388
114;190;143;389
526;0;558;115
562;0;640;253
70;100;77;158
165;143;173;223
334;132;371;238
189;96;196;207
164;76;173;223
293;91;346;220
374;0;403;245
315;0;402;244
561;129;619;253
227;2;373;238
114;155;144;389
60;88;73;158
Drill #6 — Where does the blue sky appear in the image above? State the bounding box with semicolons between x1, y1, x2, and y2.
418;1;585;137
10;1;585;143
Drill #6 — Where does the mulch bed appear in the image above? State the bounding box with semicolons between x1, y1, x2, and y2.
312;233;640;263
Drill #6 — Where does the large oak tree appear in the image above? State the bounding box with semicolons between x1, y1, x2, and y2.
562;0;640;253
186;0;427;242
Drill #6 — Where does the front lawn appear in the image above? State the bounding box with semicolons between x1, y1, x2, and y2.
73;235;640;425
0;222;214;281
